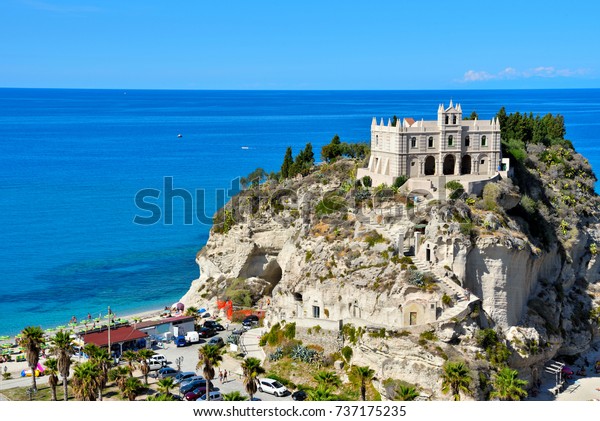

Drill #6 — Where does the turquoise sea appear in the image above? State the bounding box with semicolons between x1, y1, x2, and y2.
1;89;599;336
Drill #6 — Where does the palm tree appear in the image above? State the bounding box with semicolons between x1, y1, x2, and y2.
185;306;199;317
121;350;138;376
20;326;45;392
147;393;177;401
223;391;248;401
240;357;265;401
441;361;471;401
122;376;143;401
313;370;341;389
352;365;375;401
83;343;112;400
307;384;336;401
157;377;175;395
72;361;101;401
197;344;224;401
50;330;74;401
45;358;59;401
109;366;131;392
136;349;155;385
490;367;528;401
394;385;419;401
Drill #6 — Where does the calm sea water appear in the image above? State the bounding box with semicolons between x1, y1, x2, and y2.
1;89;599;336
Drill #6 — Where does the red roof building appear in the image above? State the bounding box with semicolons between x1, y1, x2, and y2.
81;325;148;349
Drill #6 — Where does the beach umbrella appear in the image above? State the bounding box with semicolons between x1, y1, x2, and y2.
172;302;184;311
198;308;206;314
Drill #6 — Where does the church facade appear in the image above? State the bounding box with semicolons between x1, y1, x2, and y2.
357;102;502;187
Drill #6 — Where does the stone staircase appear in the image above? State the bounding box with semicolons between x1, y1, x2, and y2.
411;256;474;319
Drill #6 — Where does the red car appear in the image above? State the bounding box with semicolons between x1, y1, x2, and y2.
184;381;214;401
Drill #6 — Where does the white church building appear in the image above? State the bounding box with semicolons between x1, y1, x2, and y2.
357;101;508;195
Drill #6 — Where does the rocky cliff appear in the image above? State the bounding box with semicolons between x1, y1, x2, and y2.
181;149;600;398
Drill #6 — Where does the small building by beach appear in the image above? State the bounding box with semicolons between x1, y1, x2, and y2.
133;315;195;341
80;325;148;356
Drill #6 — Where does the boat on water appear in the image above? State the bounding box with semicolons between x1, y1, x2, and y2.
241;146;249;149
177;134;183;138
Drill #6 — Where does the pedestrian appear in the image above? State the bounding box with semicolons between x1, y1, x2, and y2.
218;369;223;383
223;369;228;383
465;288;471;301
225;322;229;331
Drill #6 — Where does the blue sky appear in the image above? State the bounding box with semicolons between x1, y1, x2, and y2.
2;0;599;89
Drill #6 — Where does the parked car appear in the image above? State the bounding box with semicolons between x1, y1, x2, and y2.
149;354;167;366
147;360;164;371
173;371;197;385
157;366;178;379
185;331;200;344
197;391;223;401
291;390;307;401
203;320;225;331
258;378;289;397
175;335;187;347
242;315;259;328
180;378;209;394
183;381;214;401
179;375;204;389
198;327;216;338
207;336;225;348
201;312;211;319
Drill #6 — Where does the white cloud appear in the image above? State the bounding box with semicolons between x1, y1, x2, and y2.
462;66;589;82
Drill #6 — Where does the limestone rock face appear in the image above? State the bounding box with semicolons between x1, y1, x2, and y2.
180;159;600;400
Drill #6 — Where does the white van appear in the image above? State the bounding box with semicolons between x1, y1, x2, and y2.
185;331;200;344
148;354;167;366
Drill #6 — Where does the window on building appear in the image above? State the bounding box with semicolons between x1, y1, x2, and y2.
409;312;417;325
445;115;449;124
411;161;415;167
452;115;457;124
411;137;416;148
481;135;487;147
465;136;470;147
448;135;453;146
312;306;320;319
376;135;379;146
428;136;434;148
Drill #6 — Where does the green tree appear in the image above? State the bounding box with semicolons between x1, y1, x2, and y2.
353;365;375;401
241;168;267;188
157;377;175;395
321;135;342;163
72;361;101;401
464;111;479;120
137;348;155;385
147;393;177;401
121;350;138;376
313;371;341;389
307;384;337;401
83;343;112;400
50;330;74;401
44;357;60;401
441;361;471;401
20;326;45;392
394;385;419;401
490;367;528;401
109;366;131;392
281;147;294;178
197;344;225;401
241;357;265;401
223;391;249;401
122;376;143;401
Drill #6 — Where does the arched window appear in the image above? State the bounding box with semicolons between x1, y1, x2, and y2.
376;135;379;146
465;136;470;147
445;115;449;124
481;135;487;147
452;115;457;124
411;137;417;148
428;136;434;148
448;135;453;146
